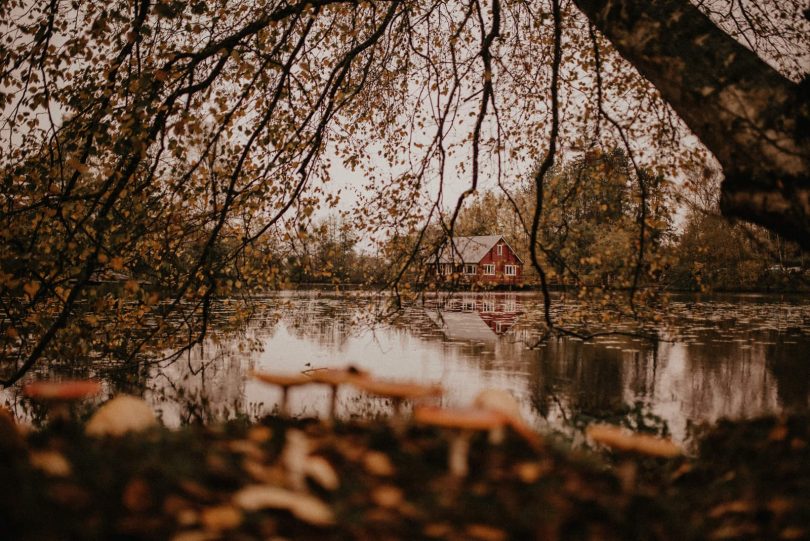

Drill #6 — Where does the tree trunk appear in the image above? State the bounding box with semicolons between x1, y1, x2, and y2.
573;0;810;249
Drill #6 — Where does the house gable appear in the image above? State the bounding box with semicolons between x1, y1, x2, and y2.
436;235;524;285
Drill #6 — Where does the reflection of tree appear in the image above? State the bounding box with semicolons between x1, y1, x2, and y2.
148;338;252;425
528;339;629;422
656;337;778;423
765;341;810;410
284;297;359;351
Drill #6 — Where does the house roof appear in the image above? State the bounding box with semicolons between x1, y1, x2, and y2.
438;235;523;264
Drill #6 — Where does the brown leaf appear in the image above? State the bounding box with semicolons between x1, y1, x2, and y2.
48;482;90;510
123;477;152;512
423;523;453;538
227;440;265;461
233;485;334;526
780;528;806;540
200;505;243;531
170;531;218;541
514;461;549;484
371;485;403;509
769;423;789;441
247;425;272;443
304;456;339;491
466;524;508;541
30;450;72;477
708;500;756;518
363;451;395;477
179;480;216;503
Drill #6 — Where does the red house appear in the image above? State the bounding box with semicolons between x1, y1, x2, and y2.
436;235;523;285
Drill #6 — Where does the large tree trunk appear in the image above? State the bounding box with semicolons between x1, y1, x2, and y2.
573;0;810;249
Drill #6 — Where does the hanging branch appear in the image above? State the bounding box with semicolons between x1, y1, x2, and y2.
528;0;562;331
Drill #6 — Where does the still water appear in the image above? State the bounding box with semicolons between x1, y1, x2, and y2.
5;291;810;444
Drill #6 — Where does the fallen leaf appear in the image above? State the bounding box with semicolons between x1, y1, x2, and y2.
466;523;508;541
123;477;152;512
780;528;806;540
30;450;72;477
247;425;272;443
233;485;334;526
304;456;339;491
200;505;243;531
228;440;264;461
767;498;793;517
170;531;218;541
371;485;403;509
179;480;215;502
708;500;755;518
515;461;548;483
423;522;453;538
363;451;395;477
769;424;789;441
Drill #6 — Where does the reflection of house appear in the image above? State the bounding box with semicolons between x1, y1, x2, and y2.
428;295;523;341
436;235;523;285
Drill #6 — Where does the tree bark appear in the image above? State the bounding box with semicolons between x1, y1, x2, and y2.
573;0;810;249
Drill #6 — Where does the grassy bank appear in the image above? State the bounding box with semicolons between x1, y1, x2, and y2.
1;412;808;540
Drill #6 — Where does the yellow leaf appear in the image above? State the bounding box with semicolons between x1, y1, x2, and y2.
23;281;40;299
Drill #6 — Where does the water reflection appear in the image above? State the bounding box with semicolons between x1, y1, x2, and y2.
4;291;809;445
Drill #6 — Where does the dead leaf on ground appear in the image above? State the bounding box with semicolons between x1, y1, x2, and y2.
708;500;756;518
30;450;72;477
247;425;272;443
233;485;335;526
170;530;219;541
243;459;283;484
363;451;395;476
780;527;806;540
371;485;403;509
514;461;548;483
228;440;265;461
200;505;243;531
466;523;508;541
123;477;152;512
304;456;339;491
423;522;453;538
179;480;216;502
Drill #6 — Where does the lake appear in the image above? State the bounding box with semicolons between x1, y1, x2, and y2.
4;291;809;446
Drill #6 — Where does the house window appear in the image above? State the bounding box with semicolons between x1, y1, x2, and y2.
464;264;477;275
483;264;495;275
504;265;517;276
497;244;503;256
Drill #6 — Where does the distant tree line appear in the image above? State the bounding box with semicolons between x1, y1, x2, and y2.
291;149;807;293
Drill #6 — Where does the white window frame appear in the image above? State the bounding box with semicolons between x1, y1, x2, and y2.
497;244;503;256
464;264;477;275
483;264;495;275
504;265;517;276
